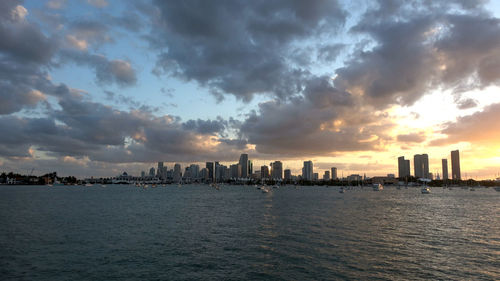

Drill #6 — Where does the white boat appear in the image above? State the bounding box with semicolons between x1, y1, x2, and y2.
421;187;431;194
262;188;269;193
372;183;383;191
101;184;107;187
85;183;93;187
339;187;345;193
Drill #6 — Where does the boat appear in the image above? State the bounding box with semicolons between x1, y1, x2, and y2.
494;187;500;192
421;186;431;194
262;188;269;193
339;187;345;193
372;183;383;191
85;183;93;187
101;184;107;188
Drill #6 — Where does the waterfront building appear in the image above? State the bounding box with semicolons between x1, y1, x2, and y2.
189;164;199;179
284;169;292;180
239;154;249;178
230;164;241;178
302;161;314;181
323;171;330;181
149;167;155;177
141;171;145;178
206;162;214;180
442;159;448;180
260;165;269;179
331;167;337;180
414;154;429;179
271;161;283;180
397;156;410;178
451;150;461;180
157;162;164;178
173;164;181;182
248;160;253;178
313;173;319;181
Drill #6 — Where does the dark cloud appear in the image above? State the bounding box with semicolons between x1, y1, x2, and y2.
317;43;345;62
149;0;346;101
182;118;227;135
456;98;478;110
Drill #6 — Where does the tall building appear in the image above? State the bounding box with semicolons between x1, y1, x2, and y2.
284;169;292;180
323;171;330;180
331;167;337;180
271;161;283;180
260;165;269;179
230;164;241;178
149;167;155;177
302;161;314;181
173;163;181;182
397;156;410;179
189;164;199;179
414;154;429;179
442;159;448;180
206;162;214;181
248;160;253;177
451;150;461;180
157;162;164;178
239;154;249;178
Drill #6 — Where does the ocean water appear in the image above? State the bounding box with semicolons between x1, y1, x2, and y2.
0;184;499;280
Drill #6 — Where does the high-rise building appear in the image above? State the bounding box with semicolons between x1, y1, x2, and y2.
157;162;164;178
260;165;269;179
313;173;319;181
271;161;283;179
331;167;337;180
451;150;461;180
323;171;330;180
414;154;429;179
239;154;249;178
173;163;181;182
398;156;411;179
248;160;253;178
206;162;214;181
442;159;448;180
302;161;313;181
141;171;145;178
230;164;241;178
149;167;155;177
284;169;292;180
189;164;199;179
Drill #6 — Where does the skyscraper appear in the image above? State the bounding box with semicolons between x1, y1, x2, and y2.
239;154;248;178
149;167;155;177
451;150;461;180
206;162;214;181
173;163;181;182
323;171;330;180
302;161;313;181
331;167;337;180
398;156;411;179
414;154;429;179
271;161;283;180
284;169;291;180
157;162;164;178
442;159;448;180
260;165;269;179
230;164;241;178
248;160;253;177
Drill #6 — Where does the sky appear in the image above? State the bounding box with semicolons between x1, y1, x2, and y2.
1;0;500;179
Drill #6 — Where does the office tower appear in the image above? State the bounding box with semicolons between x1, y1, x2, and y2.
248;160;253;177
149;167;155;177
215;162;221;181
157;162;164;178
141;171;145;178
206;162;214;180
323;171;330;180
414;154;429;179
331;167;337;180
442;159;448;180
173;164;181;182
284;169;291;180
271;161;283;179
239;154;249;178
260;165;269;179
189;164;199;179
398;156;411;178
302;161;313;181
313;173;319;181
451;150;461;180
230;164;241;178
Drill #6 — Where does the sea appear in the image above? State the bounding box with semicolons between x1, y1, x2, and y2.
0;184;499;280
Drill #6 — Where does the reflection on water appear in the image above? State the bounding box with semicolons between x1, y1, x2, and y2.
0;185;498;280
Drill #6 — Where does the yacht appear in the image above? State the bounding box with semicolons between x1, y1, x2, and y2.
262;188;269;193
339;187;345;193
421;186;431;194
372;183;384;191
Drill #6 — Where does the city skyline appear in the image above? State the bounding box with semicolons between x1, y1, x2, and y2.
1;1;500;179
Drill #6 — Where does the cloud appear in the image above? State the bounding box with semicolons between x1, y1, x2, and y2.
59;49;137;86
46;0;67;10
86;0;108;8
396;132;426;143
149;0;346;101
456;98;478;110
431;102;500;146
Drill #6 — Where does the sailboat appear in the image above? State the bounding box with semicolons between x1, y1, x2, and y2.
420;178;431;194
